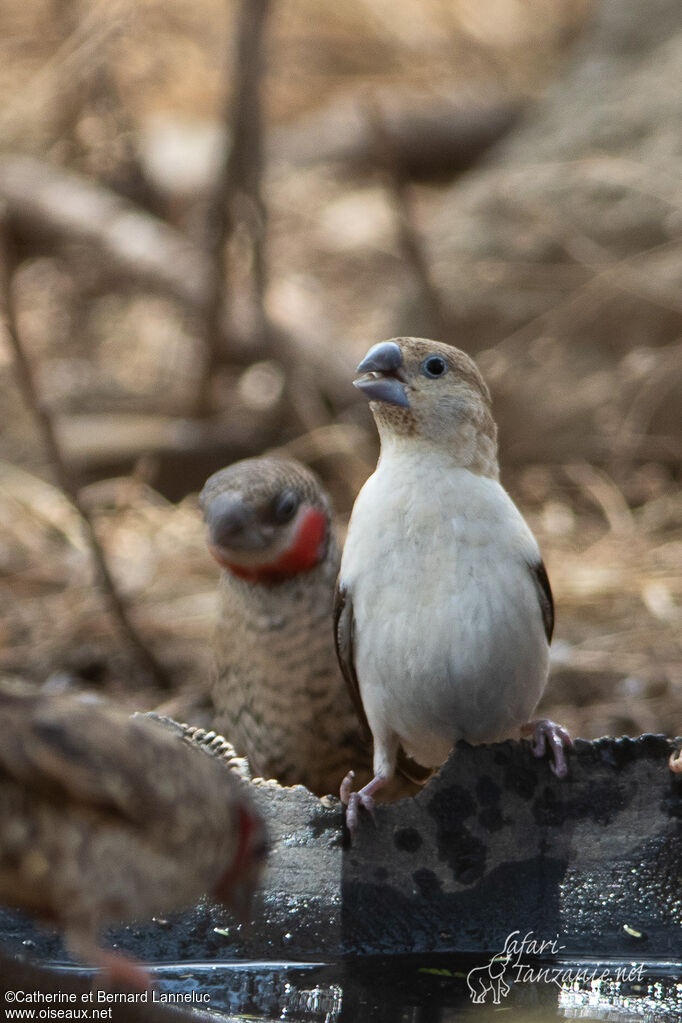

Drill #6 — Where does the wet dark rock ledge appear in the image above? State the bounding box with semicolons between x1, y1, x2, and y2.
1;735;680;965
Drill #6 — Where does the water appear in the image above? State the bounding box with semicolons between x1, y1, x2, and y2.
138;957;682;1022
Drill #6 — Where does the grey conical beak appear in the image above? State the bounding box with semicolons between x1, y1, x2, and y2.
353;341;409;408
205;492;271;552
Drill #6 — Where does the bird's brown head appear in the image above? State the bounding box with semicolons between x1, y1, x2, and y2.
200;457;333;583
213;799;269;923
354;337;498;477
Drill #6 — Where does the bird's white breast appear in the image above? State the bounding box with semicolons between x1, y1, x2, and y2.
339;448;550;766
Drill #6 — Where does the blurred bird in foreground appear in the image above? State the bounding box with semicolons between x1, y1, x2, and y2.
336;338;572;833
0;682;267;988
201;457;371;797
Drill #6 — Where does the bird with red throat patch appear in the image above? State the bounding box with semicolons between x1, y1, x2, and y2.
201;456;369;797
335;337;572;833
0;682;268;989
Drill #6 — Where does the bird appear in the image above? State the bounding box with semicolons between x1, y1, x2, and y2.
0;681;268;989
200;456;372;797
335;337;572;833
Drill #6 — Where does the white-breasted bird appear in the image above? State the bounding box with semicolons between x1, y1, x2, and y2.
335;337;571;832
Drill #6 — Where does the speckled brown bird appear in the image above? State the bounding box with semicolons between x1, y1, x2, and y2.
0;682;267;988
336;338;572;831
200;456;371;797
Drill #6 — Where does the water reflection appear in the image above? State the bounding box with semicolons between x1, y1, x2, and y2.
151;958;682;1023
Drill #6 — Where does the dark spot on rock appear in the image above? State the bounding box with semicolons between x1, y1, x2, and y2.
413;869;442;898
394;827;423;853
493;749;512;766
532;786;566;828
478;805;504;832
476;775;501;804
503;756;539;800
427;784;476;821
532;780;620;828
374;866;389;882
451;834;488;885
343;855;568;955
427;784;487;884
491;739;516;767
476;776;504;831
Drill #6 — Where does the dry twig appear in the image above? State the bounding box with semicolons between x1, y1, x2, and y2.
271;91;521;180
0;225;172;689
563;462;636;535
0;154;352;409
364;94;447;338
0;154;210;308
194;0;273;415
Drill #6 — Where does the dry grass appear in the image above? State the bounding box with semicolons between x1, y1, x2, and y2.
0;442;680;740
0;0;680;741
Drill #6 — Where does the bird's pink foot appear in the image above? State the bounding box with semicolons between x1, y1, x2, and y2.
94;950;151;992
339;771;387;836
669;751;682;774
521;718;572;778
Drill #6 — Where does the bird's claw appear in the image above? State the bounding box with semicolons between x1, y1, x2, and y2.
339;769;356;806
522;718;572;778
344;791;376;835
339;770;383;837
88;949;151;992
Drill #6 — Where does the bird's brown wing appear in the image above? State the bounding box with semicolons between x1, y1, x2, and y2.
529;559;554;643
0;686;221;830
333;581;371;743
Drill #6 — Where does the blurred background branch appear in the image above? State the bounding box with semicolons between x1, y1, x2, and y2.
0;225;171;689
0;0;679;734
194;0;272;416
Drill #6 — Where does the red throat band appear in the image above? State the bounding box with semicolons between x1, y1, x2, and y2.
223;506;328;583
214;805;255;903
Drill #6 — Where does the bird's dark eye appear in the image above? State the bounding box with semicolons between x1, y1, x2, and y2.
422;355;448;378
273;490;299;523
